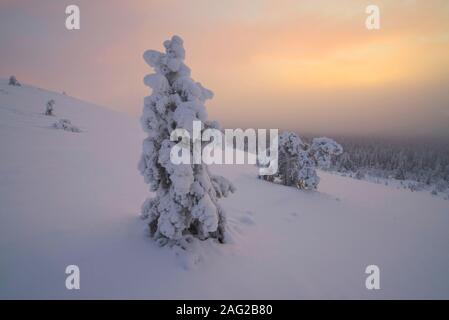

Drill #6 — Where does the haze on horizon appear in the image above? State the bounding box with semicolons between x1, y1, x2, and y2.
1;0;449;138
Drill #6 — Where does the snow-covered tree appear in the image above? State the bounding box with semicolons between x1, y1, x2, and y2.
53;119;81;133
276;132;304;186
45;99;55;116
297;149;320;189
138;35;235;246
309;137;343;168
262;132;342;189
8;76;21;86
302;137;343;188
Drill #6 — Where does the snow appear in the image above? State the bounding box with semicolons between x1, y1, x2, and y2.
336;170;449;201
1;79;449;299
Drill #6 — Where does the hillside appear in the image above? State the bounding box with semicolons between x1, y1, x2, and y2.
1;79;449;299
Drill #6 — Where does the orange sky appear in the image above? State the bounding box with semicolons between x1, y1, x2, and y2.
1;0;449;136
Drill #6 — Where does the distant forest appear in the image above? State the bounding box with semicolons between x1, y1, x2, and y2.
320;135;449;193
229;131;449;194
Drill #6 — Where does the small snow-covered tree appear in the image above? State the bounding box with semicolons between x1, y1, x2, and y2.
262;132;342;189
276;132;304;186
300;137;343;188
45;99;55;116
53;119;81;132
138;35;235;246
309;137;343;168
297;148;320;189
8;76;21;86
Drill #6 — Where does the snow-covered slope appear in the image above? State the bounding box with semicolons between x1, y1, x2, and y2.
1;79;449;299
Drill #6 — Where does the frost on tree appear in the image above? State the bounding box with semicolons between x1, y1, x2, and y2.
261;132;342;189
45;99;55;116
8;75;21;86
138;36;235;246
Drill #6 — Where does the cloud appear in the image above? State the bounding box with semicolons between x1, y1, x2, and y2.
1;0;449;136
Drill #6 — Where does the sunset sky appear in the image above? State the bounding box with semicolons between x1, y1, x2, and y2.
1;0;449;136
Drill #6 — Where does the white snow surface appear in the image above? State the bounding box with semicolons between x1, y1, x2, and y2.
1;79;449;299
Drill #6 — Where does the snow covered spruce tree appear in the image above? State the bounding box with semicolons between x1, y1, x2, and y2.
299;137;343;189
8;75;21;86
45;99;55;116
296;146;319;189
309;137;343;169
277;132;304;186
263;132;342;189
138;35;235;246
